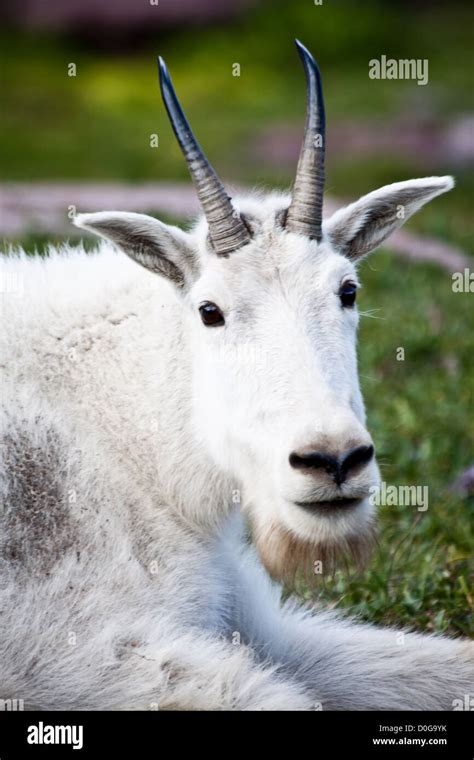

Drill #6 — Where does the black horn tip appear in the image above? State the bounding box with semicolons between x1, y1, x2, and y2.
294;39;312;58
158;55;179;112
157;56;171;95
294;39;322;79
157;55;192;149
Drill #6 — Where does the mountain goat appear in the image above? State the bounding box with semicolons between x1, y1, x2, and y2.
0;40;472;710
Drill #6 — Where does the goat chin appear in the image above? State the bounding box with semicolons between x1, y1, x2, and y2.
251;515;377;588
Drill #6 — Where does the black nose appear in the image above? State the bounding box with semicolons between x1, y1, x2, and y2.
289;445;374;486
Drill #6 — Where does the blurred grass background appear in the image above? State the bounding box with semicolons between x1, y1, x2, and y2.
1;0;473;635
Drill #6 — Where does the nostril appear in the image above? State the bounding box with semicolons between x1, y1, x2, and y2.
340;445;374;479
289;451;339;473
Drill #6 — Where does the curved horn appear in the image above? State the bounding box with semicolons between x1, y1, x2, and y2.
285;40;326;241
158;57;250;255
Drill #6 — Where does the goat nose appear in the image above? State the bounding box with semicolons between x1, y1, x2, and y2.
289;445;374;485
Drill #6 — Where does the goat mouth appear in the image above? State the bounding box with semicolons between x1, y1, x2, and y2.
294;497;362;514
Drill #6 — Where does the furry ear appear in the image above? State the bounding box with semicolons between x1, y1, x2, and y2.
323;176;454;261
74;211;198;287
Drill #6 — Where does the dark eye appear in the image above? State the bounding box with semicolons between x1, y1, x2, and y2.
339;282;357;307
199;302;225;327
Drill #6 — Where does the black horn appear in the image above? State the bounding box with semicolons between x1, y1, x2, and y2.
158;56;251;255
285;40;326;241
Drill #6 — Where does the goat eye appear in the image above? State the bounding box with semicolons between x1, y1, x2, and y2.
199;302;225;327
339;282;357;307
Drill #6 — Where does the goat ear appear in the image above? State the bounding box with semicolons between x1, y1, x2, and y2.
323;176;454;261
74;211;198;287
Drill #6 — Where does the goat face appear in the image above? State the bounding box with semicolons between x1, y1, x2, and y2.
186;197;380;581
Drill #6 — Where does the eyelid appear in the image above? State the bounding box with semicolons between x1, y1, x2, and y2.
199;301;221;313
336;280;358;295
340;280;359;290
198;299;227;312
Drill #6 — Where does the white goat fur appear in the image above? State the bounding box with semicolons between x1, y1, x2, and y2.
1;181;473;710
